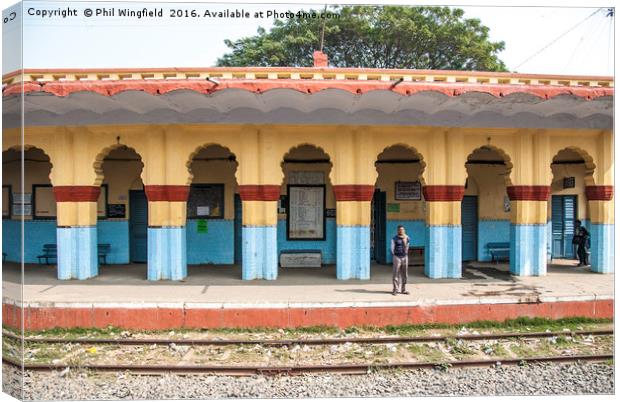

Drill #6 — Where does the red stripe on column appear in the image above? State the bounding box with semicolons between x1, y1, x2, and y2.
422;185;465;201
238;185;281;201
585;185;614;201
53;186;101;202
333;185;375;201
506;185;550;201
144;185;190;202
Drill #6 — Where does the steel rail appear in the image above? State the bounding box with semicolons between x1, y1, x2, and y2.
2;354;613;376
2;329;613;346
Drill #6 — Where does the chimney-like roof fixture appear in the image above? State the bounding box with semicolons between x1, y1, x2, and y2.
313;51;328;68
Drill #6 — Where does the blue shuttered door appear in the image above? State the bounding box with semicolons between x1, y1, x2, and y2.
551;195;577;258
562;196;576;258
129;190;148;263
234;194;242;264
461;196;478;261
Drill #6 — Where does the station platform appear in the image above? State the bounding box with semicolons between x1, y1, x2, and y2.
1;260;613;330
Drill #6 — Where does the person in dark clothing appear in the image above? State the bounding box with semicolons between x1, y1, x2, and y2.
573;220;590;266
390;225;410;296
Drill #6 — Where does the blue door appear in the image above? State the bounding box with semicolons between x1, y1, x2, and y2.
461;196;478;261
372;189;387;264
551;195;576;258
234;193;242;264
129;190;148;263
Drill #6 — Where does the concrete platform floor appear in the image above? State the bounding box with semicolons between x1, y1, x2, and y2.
1;260;613;306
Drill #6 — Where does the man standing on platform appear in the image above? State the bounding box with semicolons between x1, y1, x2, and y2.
391;225;410;296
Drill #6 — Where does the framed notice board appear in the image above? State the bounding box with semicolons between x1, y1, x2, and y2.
287;184;325;240
187;184;225;219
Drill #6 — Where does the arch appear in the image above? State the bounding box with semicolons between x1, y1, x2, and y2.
93;143;145;187
280;143;333;186
3;145;55;186
550;146;596;186
465;145;513;187
375;143;426;185
186;143;239;186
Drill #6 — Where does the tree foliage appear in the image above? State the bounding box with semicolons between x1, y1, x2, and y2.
216;6;507;71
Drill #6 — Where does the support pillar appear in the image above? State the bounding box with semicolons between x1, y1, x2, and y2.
334;185;373;280
586;185;614;273
145;185;189;280
423;185;464;279
54;186;100;280
239;185;279;280
507;186;549;276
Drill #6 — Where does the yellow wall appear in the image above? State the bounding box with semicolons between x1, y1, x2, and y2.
2;125;612;226
465;164;510;221
375;162;424;220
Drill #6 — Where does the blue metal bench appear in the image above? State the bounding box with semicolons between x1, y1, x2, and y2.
487;242;510;263
37;244;57;265
37;243;111;265
98;243;111;265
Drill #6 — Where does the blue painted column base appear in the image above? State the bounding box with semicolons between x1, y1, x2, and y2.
337;226;370;280
590;223;614;273
424;225;462;279
147;227;187;280
57;226;98;280
510;224;547;276
242;226;277;280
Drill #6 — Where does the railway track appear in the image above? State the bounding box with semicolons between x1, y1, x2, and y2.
2;354;614;375
2;328;613;346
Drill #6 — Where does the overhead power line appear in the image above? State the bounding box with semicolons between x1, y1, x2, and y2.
515;8;603;71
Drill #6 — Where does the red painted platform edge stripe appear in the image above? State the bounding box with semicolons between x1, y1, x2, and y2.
333;185;375;201
586;185;614;201
423;185;465;202
507;185;551;201
3;300;613;331
53;186;101;202
144;185;190;202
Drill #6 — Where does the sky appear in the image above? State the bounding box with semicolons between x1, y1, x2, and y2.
0;0;616;76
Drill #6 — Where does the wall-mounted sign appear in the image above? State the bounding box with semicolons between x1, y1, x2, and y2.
395;181;422;200
387;203;401;213
563;177;576;189
197;219;208;233
288;185;325;240
107;204;126;218
325;208;336;218
13;204;32;216
278;195;288;214
13;193;31;204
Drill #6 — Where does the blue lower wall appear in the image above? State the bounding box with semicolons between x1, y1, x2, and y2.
590;223;613;273
97;220;130;264
57;226;98;280
337;225;370;280
277;218;337;264
148;227;187;280
3;219;56;263
186;219;235;264
385;220;425;264
424;225;462;278
478;220;510;262
510;224;547;276
242;226;277;280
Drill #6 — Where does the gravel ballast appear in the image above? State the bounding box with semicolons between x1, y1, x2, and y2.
2;362;614;400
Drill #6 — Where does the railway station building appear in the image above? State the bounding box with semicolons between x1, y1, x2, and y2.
2;53;614;281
